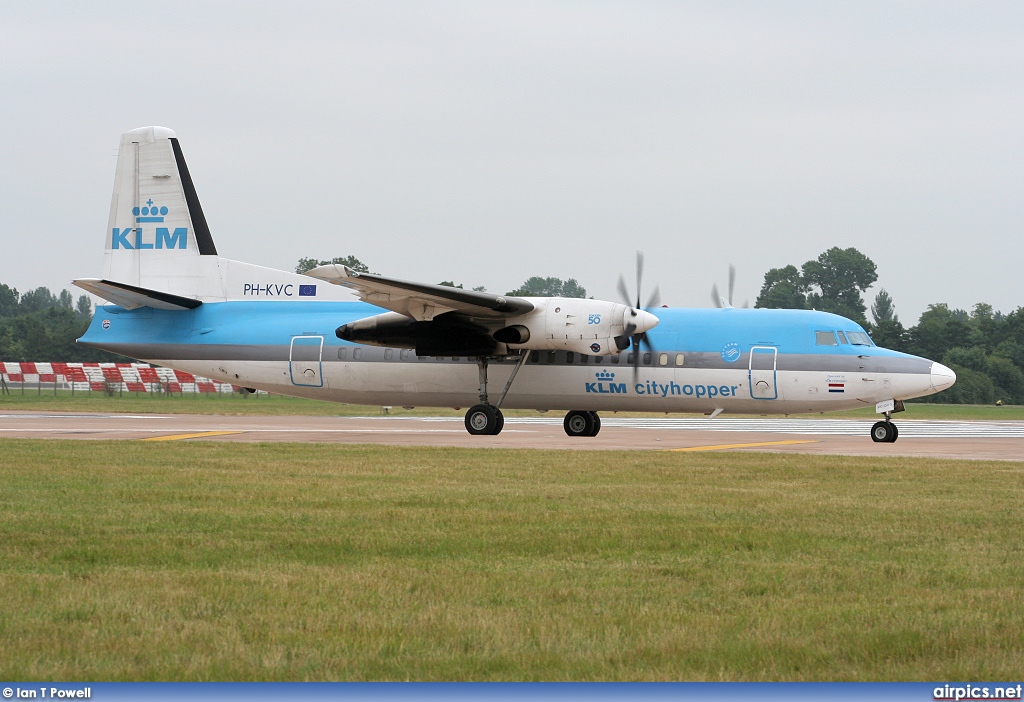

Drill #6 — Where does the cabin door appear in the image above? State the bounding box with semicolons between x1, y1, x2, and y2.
748;346;778;400
289;335;324;387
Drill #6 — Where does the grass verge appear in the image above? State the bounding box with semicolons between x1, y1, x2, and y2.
1;439;1022;680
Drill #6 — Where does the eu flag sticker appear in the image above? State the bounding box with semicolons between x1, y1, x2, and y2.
299;285;317;297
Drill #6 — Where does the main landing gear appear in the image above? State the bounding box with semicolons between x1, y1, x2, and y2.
465;403;504;436
464;355;528;436
462;355;602;438
563;410;601;437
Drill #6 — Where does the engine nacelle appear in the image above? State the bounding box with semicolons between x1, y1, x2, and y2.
493;297;658;356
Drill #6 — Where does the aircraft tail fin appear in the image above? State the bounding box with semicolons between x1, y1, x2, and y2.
99;126;221;300
82;126;355;306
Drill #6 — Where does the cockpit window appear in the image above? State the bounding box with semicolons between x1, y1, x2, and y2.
846;331;873;346
837;331;849;344
815;330;838;346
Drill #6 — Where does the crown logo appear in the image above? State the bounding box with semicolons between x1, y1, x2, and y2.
595;370;615;381
133;199;168;223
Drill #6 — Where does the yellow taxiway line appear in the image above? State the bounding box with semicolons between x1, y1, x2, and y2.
667;439;818;452
142;431;243;442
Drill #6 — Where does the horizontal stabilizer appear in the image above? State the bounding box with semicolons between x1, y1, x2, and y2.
73;278;202;311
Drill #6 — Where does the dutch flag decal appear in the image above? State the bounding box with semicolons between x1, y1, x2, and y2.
828;383;845;393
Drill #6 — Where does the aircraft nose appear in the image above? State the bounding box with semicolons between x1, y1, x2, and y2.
634;309;660;334
931;362;957;391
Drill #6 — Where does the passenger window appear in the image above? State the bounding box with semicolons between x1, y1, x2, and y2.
815;331;838;346
384;349;393;360
837;331;849;344
594;356;602;365
675;353;685;366
580;354;588;364
643;352;652;365
627;353;635;364
353;348;363;360
610;355;620;364
546;351;556;364
530;351;540;363
566;352;575;364
400;349;412;360
338;348;348;360
658;353;668;366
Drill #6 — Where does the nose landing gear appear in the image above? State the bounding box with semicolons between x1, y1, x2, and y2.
870;419;899;443
871;400;905;443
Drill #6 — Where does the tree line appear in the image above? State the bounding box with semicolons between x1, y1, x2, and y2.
0;284;119;363
755;247;1024;405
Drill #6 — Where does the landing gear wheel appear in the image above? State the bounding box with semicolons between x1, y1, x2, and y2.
564;410;596;437
466;404;503;435
588;411;601;437
871;420;897;443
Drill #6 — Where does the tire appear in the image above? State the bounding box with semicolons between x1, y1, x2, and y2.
889;423;898;443
564;410;595;437
588;411;601;437
871;420;895;443
466;404;502;435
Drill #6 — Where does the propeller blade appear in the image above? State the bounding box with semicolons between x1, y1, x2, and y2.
635;251;644;310
617;249;660;379
632;335;642;383
645;285;661;311
617;275;631;308
711;283;722;308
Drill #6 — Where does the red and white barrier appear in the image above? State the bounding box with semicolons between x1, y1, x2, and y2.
0;362;243;394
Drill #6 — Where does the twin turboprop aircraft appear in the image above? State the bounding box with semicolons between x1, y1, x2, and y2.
75;127;956;442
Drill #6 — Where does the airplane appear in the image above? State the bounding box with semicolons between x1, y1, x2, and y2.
74;126;956;443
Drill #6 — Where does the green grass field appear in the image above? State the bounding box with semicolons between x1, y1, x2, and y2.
2;389;1022;420
1;439;1022;680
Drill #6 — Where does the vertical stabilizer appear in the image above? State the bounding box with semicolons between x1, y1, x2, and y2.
84;126;355;305
102;126;223;299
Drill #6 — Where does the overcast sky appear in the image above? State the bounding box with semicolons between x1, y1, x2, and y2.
2;1;1021;323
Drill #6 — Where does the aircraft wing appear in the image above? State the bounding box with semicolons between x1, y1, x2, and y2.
305;265;534;321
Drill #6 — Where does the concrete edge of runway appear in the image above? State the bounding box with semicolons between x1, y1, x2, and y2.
1;410;1022;461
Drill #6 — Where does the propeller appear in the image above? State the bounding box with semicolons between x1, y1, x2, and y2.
615;252;661;381
711;264;749;309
